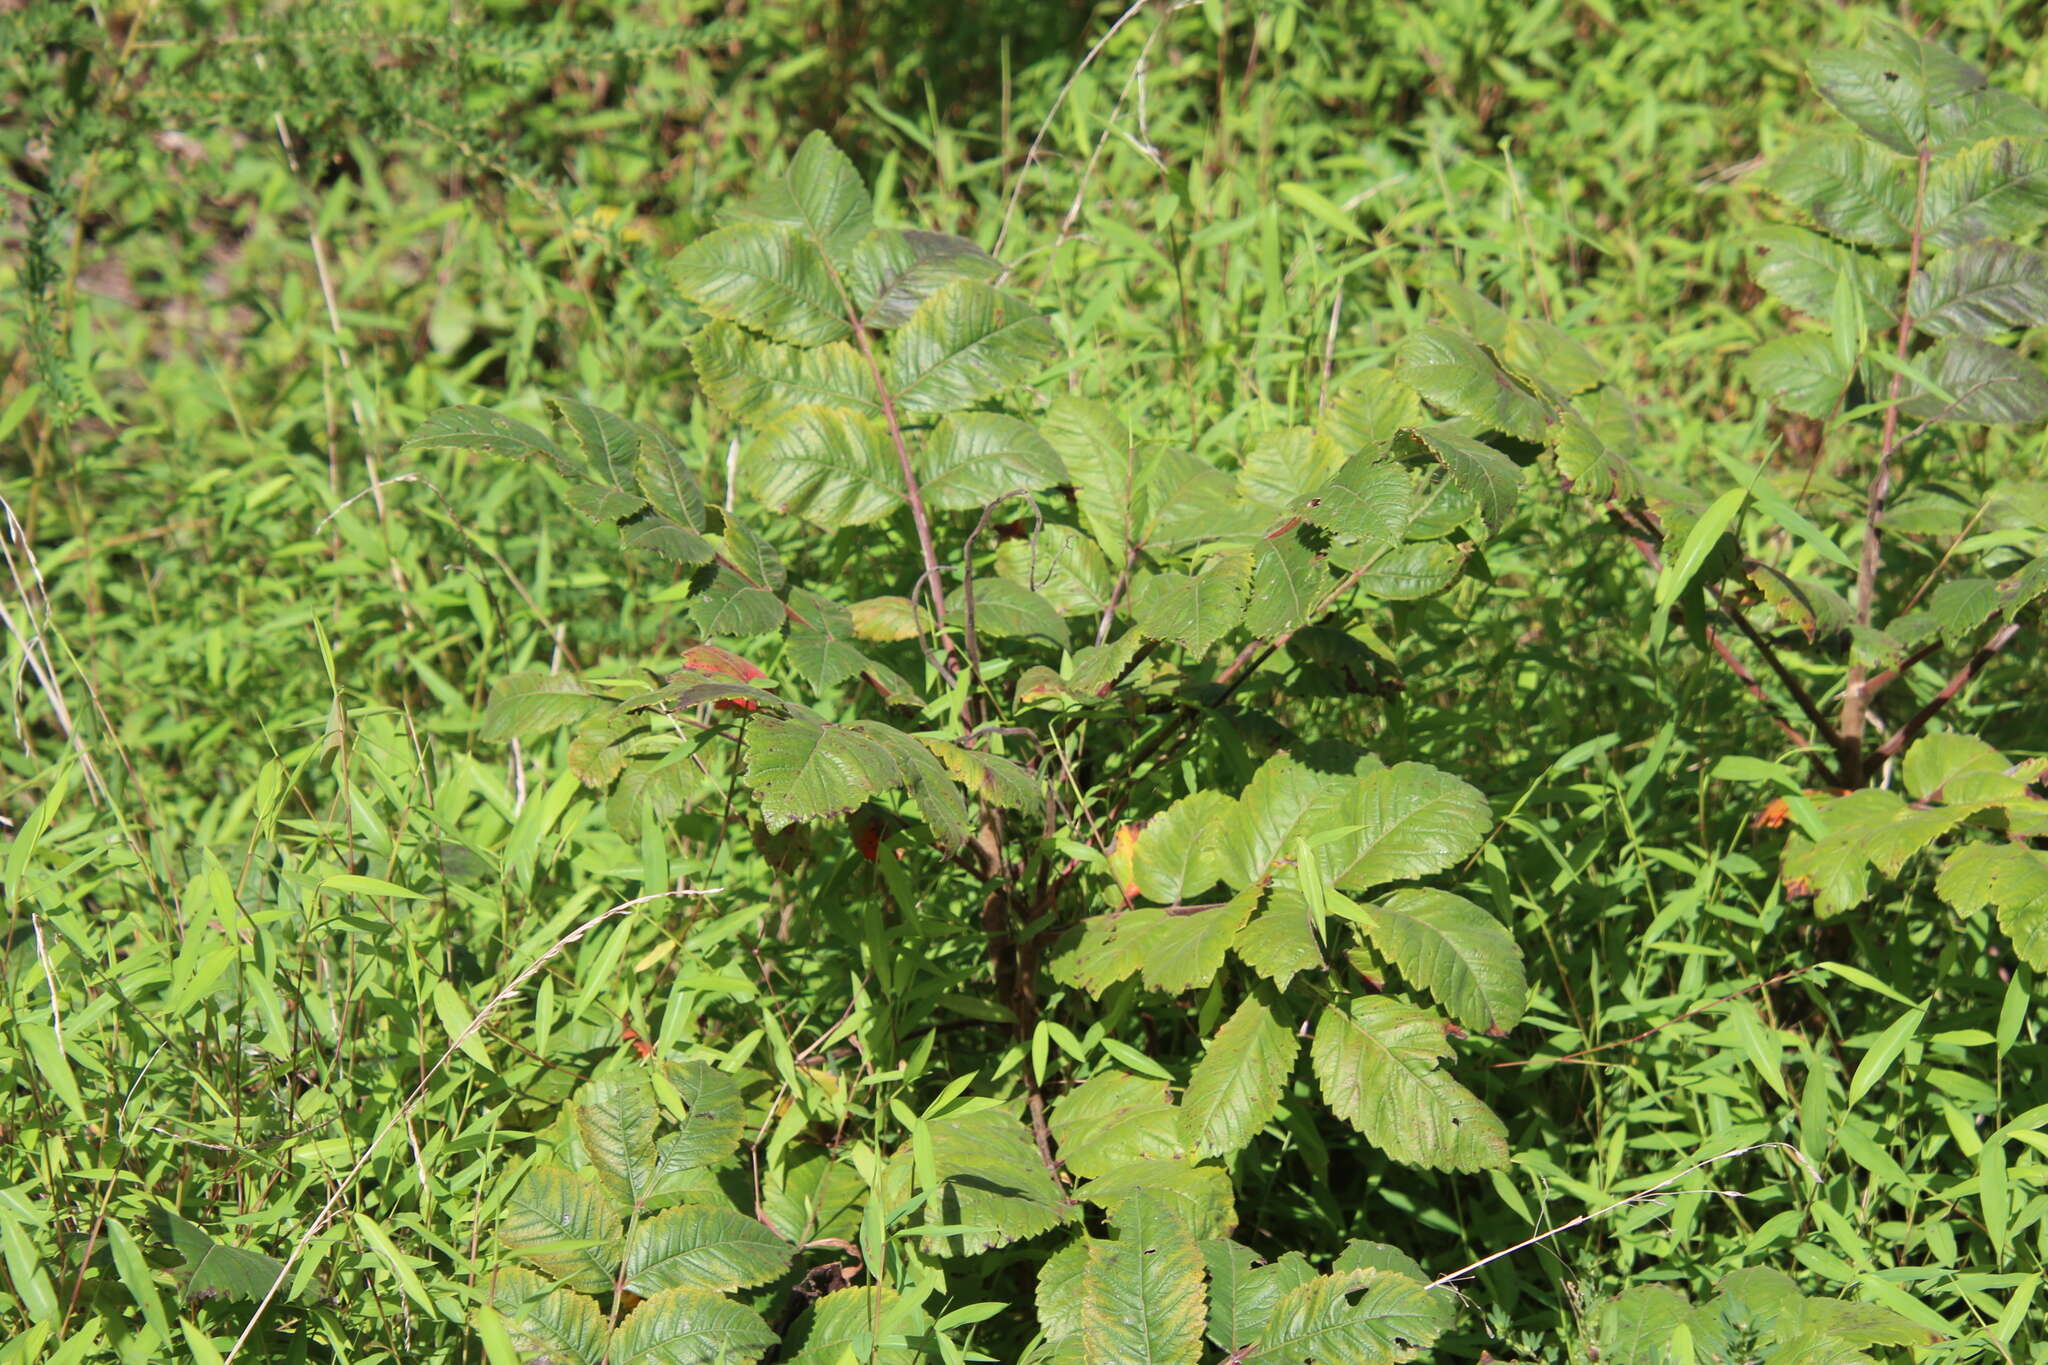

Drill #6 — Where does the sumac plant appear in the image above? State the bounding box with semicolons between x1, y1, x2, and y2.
1582;28;2048;959
411;134;1640;1362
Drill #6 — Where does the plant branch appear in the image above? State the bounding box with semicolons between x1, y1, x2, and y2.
1839;140;1932;784
1872;619;2024;763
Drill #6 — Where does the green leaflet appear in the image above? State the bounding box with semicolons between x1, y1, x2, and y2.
1765;136;1915;247
888;279;1059;412
1750;226;1897;323
917;411;1067;510
1897;335;2048;424
885;1107;1078;1256
1131;552;1253;656
621;1205;791;1295
1310;997;1508;1171
850;228;1004;328
744;405;903;528
1313;761;1493;892
488;1267;609;1365
609;1286;779;1365
1043;397;1149;562
996;523;1116;616
1180;994;1299;1158
1080;1198;1207;1365
1244;1268;1454;1365
1203;1242;1317;1353
1049;1072;1185;1179
1133;789;1236;904
786;1287;923;1365
672;222;850;346
497;1166;623;1294
1358;889;1527;1034
742;713;902;830
1909;240;2048;336
576;1072;661;1209
727;130;873;267
1402;426;1522;533
1394;327;1551;442
151;1207;300;1306
1924;137;2048;249
691;322;877;423
1742;334;1851;419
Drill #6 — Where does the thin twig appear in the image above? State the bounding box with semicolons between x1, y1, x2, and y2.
1426;1143;1818;1290
1873;619;2023;763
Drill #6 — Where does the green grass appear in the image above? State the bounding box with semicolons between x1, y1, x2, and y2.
5;1;2048;1361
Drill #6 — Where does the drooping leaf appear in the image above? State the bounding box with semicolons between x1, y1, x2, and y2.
853;721;971;848
1080;1197;1207;1365
947;577;1070;648
690;566;787;639
1504;317;1605;394
895;1107;1078;1256
151;1207;296;1305
497;1166;623;1293
1394;327;1550;441
610;1285;778;1365
404;405;569;470
1341;541;1466;600
929;740;1043;811
1910;240;2048;336
672;222;849;347
622;1205;791;1295
1056;893;1257;997
996;523;1116;617
1361;889;1526;1034
918;412;1068;510
487;1267;608;1365
1987;849;2048;970
1180;994;1299;1158
1049;1073;1185;1179
691;322;877;422
888;280;1058;413
1310;997;1508;1171
1403;427;1521;533
744;405;903;528
481;673;604;742
1245;1268;1455;1365
1903;732;2036;803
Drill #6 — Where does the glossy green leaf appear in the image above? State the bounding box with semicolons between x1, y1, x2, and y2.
1080;1198;1207;1365
610;1285;777;1365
